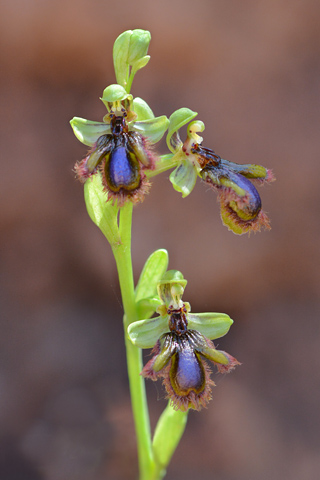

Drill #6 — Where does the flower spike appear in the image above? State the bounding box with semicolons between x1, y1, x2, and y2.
166;115;274;234
71;87;169;206
128;271;239;411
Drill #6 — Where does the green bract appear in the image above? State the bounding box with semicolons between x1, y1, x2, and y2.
135;249;169;320
152;404;187;476
84;174;120;246
113;29;151;92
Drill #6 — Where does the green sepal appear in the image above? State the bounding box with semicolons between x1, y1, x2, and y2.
70;117;110;147
153;403;188;476
166;108;198;153
127;315;169;349
100;84;131;107
135;249;169;302
132;97;155;121
187;312;233;340
159;270;186;285
84;174;120;246
132;115;169;144
157;270;187;307
113;29;151;90
169;156;198;198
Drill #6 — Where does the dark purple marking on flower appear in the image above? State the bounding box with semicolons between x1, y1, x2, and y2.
105;145;140;192
168;305;188;335
191;144;221;168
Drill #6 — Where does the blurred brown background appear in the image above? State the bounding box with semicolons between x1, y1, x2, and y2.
1;0;319;479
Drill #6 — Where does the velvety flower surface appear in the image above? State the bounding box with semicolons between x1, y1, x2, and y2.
167;114;274;235
128;271;239;411
70;86;169;205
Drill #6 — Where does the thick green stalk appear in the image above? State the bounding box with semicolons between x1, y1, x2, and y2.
112;203;155;480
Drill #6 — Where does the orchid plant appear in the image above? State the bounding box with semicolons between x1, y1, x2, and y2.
70;29;274;480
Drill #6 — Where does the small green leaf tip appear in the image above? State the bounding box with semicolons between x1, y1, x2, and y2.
113;29;151;92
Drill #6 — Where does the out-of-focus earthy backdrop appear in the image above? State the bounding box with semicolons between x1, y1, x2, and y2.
1;1;319;479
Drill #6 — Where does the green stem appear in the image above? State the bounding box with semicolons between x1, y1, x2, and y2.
112;203;156;480
146;154;178;178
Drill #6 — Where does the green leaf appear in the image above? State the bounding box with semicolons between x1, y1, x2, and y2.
187;312;233;340
127;315;169;349
153;403;188;475
135;249;169;302
84;175;120;246
166;108;198;152
70;117;110;147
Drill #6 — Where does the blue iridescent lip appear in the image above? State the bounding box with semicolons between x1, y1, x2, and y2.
202;164;262;220
105;145;140;193
170;344;205;395
141;325;239;411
